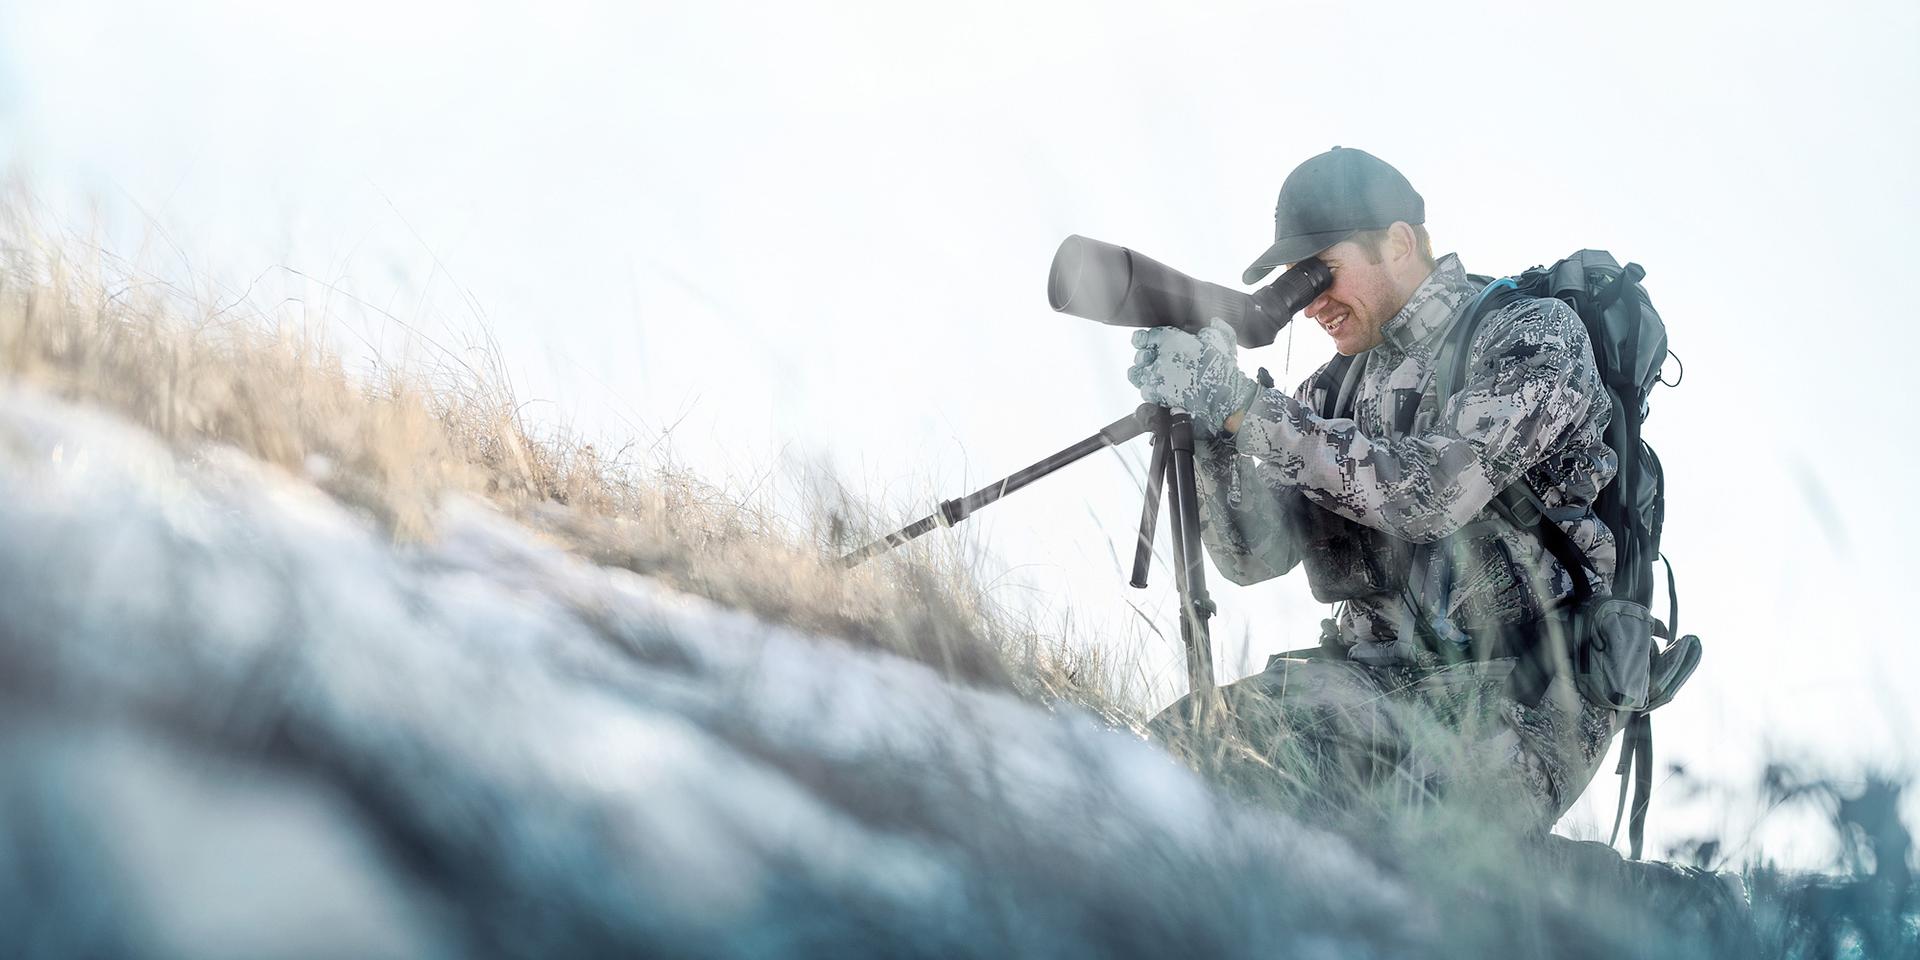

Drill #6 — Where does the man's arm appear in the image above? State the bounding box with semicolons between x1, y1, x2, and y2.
1190;433;1305;586
1229;298;1605;543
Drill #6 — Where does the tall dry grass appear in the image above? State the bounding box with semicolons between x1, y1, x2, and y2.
0;199;1137;725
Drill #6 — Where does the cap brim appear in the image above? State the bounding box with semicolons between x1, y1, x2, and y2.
1241;229;1356;285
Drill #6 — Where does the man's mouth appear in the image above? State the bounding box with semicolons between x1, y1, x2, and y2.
1321;311;1349;337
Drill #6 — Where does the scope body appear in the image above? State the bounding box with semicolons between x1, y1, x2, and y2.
1047;235;1332;349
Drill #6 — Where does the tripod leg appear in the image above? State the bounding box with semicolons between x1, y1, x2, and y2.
1162;411;1216;696
840;406;1154;567
1130;408;1169;589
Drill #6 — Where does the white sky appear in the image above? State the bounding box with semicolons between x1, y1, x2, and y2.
3;0;1916;866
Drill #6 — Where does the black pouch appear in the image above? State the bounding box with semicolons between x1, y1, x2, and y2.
1292;501;1410;603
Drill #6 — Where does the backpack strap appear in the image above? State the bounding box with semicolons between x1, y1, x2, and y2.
1332;352;1369;419
1609;711;1654;859
1488;483;1595;605
1310;353;1359;418
1433;277;1525;408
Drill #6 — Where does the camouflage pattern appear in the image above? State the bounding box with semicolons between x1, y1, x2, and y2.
1177;253;1624;825
1127;320;1258;436
1151;655;1621;828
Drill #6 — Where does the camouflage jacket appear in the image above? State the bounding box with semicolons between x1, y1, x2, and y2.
1196;253;1618;665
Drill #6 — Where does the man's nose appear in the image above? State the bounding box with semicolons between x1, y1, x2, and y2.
1304;293;1331;320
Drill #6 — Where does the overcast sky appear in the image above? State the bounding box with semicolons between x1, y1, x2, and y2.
4;0;1916;864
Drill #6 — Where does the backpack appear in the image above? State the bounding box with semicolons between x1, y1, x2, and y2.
1437;250;1702;858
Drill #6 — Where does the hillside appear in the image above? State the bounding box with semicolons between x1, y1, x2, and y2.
0;219;1902;958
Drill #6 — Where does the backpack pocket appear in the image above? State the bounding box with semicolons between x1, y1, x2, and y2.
1573;598;1655;711
1644;632;1702;710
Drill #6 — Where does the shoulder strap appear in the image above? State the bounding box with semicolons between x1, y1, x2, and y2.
1311;354;1357;418
1433;277;1525;406
1391;279;1527;438
1332;352;1369;419
1487;484;1595;605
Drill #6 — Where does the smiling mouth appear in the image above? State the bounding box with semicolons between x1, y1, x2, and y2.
1321;312;1349;336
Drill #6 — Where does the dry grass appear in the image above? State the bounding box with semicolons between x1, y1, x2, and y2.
0;199;1137;724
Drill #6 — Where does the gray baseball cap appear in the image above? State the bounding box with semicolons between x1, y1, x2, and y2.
1242;146;1425;285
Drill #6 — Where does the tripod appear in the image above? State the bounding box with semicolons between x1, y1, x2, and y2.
841;403;1217;697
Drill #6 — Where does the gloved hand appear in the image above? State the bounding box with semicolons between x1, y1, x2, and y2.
1126;319;1258;436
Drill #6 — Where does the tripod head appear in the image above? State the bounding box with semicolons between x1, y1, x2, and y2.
1046;235;1332;349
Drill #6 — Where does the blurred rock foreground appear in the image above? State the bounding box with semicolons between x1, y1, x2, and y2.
0;383;1422;958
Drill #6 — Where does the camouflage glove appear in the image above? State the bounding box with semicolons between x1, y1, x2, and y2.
1127;320;1258;436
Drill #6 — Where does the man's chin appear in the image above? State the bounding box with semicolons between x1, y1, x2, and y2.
1329;330;1382;356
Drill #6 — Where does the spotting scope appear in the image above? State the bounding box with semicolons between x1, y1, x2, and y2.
848;232;1334;704
1046;235;1332;348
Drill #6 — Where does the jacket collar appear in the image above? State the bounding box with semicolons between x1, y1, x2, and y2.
1378;253;1475;352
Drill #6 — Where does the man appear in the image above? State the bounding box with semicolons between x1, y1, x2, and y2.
1130;147;1620;829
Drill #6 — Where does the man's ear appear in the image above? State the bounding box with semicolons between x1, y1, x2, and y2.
1387;221;1417;264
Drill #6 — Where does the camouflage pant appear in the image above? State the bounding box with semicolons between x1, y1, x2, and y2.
1148;655;1622;830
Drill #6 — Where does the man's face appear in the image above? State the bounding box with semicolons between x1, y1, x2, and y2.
1296;239;1404;356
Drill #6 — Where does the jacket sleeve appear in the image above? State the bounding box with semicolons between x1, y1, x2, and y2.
1191;433;1305;586
1229;298;1605;543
